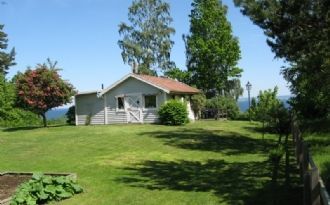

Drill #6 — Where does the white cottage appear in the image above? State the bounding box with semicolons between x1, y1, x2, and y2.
75;73;200;125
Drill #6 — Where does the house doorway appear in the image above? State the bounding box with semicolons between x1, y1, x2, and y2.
125;94;143;123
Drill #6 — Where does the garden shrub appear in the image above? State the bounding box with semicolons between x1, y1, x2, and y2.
10;173;83;205
191;94;206;120
66;106;76;125
0;108;41;127
158;100;188;125
206;96;240;119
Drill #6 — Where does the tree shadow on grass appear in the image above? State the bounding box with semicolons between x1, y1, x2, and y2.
2;124;68;132
243;126;278;135
117;159;302;205
140;128;274;155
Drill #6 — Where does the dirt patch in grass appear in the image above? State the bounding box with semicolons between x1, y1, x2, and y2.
0;174;30;201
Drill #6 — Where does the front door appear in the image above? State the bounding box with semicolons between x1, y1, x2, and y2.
125;94;142;123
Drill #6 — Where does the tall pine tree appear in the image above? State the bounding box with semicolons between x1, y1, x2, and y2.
0;24;15;75
185;0;242;98
0;24;17;125
118;0;175;75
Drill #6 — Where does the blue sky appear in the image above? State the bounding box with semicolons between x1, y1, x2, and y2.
0;0;290;98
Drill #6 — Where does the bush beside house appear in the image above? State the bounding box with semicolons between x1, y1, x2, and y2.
158;100;188;125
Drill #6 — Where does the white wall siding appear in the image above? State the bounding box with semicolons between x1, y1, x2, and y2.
91;109;105;125
104;77;165;108
76;93;105;125
107;108;127;124
143;110;159;123
187;100;195;121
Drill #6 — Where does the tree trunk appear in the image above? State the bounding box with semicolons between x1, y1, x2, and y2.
41;113;47;127
284;133;290;187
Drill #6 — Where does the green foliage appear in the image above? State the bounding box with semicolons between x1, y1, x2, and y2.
249;87;291;139
118;0;175;75
250;87;281;124
0;24;15;75
226;79;244;101
0;73;16;113
15;59;76;127
270;103;291;137
66;106;76;125
206;96;240;119
190;94;206;120
269;145;285;163
185;0;242;97
0;74;41;127
236;112;249;121
158;100;188;125
0;108;41;127
164;68;191;84
10;173;83;205
234;0;330;120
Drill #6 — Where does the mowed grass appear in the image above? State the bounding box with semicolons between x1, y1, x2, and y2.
0;121;300;205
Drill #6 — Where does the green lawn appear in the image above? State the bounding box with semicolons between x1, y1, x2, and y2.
304;131;330;192
0;121;301;205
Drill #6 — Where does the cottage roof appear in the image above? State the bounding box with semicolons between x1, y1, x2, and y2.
76;73;200;96
133;74;200;94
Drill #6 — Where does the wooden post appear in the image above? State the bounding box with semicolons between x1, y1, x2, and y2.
310;168;321;205
302;143;309;175
304;171;312;205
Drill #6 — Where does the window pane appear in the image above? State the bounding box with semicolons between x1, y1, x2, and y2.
118;97;124;109
144;95;156;108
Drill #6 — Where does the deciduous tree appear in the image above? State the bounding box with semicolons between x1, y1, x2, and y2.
15;59;76;127
251;87;282;138
118;0;175;75
164;67;191;84
185;0;242;97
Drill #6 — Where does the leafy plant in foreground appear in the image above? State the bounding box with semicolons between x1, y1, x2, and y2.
10;173;83;205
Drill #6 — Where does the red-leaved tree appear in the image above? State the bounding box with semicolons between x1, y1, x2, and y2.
15;59;76;127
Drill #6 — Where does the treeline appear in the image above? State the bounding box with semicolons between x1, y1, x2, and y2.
119;0;329;124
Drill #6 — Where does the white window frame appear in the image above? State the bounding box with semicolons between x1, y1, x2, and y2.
143;94;158;111
115;96;125;112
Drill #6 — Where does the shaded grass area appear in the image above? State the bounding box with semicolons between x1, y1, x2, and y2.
0;121;301;204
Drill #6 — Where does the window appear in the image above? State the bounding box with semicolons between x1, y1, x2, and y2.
144;95;156;108
117;97;124;110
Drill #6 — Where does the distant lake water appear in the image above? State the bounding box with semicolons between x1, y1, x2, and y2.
46;108;68;120
238;96;290;112
46;96;290;119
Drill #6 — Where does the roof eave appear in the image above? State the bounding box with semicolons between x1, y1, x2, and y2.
75;91;99;96
169;90;201;95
